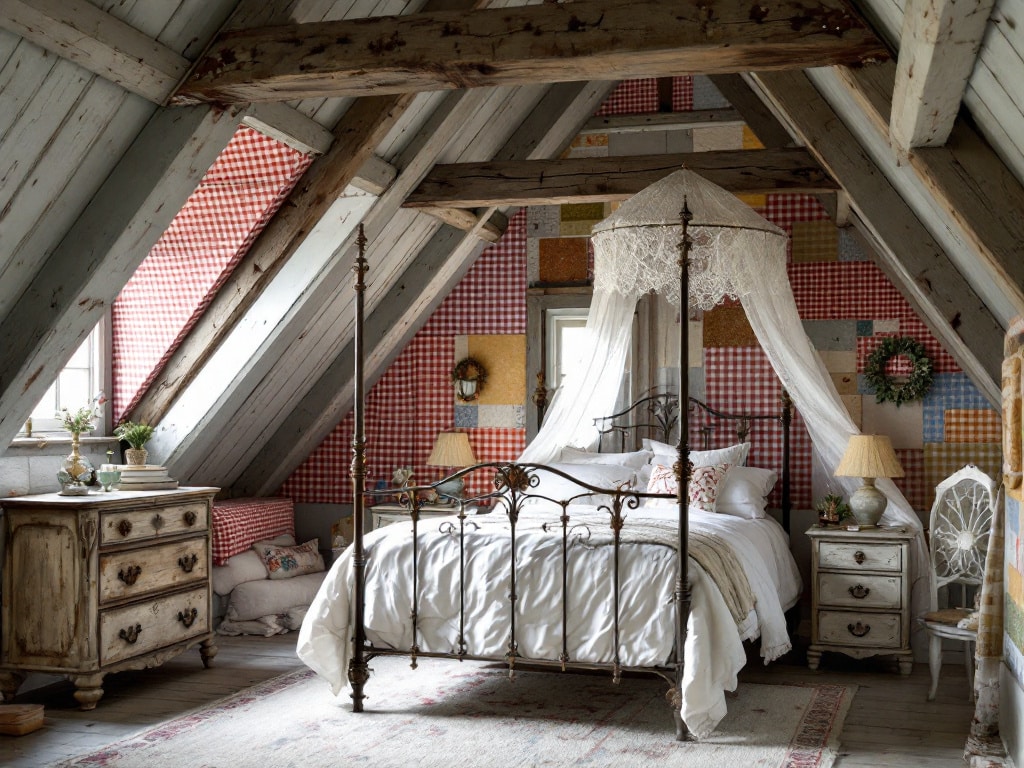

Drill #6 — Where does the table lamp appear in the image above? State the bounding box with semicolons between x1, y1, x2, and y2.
427;431;477;502
834;434;904;527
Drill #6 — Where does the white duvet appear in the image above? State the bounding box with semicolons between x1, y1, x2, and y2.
297;504;801;739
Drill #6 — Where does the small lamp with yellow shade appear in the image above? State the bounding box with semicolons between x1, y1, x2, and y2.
834;434;905;528
427;431;477;502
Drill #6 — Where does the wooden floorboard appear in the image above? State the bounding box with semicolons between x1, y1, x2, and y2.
0;635;979;767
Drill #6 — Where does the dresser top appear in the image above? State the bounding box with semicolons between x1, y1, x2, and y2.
1;487;219;509
806;524;917;543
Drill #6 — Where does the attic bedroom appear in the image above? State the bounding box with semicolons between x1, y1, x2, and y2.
0;1;1022;766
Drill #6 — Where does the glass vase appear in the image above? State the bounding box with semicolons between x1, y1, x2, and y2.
60;432;94;491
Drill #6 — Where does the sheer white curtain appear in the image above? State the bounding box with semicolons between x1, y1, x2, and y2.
521;167;931;624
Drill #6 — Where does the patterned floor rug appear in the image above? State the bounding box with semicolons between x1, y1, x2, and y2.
53;657;854;768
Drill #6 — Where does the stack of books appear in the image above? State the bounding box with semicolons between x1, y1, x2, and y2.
115;465;178;490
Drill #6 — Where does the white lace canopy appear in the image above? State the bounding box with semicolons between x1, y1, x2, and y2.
520;167;930;631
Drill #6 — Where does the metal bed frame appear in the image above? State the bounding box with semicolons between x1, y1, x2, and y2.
344;212;793;740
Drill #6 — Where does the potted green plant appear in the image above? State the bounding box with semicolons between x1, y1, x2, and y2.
815;493;851;527
115;420;155;466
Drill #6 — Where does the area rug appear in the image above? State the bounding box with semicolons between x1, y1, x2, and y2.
53;657;854;768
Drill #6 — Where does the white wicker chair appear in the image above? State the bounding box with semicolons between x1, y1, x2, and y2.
921;465;995;701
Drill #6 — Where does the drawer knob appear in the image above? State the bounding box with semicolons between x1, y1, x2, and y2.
117;564;142;586
184;510;198;526
119;623;142;644
178;553;199;573
847;621;871;638
853;550;866;565
151;513;165;530
177;607;199;628
117;519;133;537
848;584;871;599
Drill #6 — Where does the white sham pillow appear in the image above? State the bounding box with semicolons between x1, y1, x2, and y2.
716;466;778;519
559;446;652;469
524;462;636;505
211;533;296;596
643;438;751;469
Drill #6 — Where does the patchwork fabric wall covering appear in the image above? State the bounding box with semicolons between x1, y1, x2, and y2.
111;126;313;421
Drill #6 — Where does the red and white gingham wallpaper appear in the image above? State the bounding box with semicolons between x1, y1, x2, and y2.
594;77;694;116
111;126;313;421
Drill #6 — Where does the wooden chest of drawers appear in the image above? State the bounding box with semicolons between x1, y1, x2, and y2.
806;526;915;675
0;488;219;709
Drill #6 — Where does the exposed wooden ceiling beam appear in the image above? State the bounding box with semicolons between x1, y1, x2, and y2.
171;0;889;105
130;94;416;428
709;74;796;149
0;0;190;104
890;0;994;153
830;62;1024;317
578;109;745;136
404;148;837;208
749;69;1002;403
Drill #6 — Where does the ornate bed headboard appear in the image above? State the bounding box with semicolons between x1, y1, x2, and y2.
593;390;793;532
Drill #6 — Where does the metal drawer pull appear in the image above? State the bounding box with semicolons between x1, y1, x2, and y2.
118;565;142;586
119;623;142;644
178;607;198;628
117;519;133;537
848;584;871;599
853;550;866;564
151;513;165;530
847;622;871;637
184;510;198;526
178;553;199;573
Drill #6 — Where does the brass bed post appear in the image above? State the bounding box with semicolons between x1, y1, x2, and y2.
349;224;370;712
673;199;693;741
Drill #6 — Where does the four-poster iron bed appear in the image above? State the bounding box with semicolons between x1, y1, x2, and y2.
297;214;803;740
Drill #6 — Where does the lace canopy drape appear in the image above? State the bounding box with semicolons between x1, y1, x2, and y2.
520;168;931;627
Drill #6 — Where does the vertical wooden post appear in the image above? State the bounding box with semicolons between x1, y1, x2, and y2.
673;199;693;741
348;225;370;711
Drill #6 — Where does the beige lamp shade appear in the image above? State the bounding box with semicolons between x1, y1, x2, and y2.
835;435;905;479
427;431;477;468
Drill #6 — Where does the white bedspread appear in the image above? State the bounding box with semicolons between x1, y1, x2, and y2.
297;504;801;739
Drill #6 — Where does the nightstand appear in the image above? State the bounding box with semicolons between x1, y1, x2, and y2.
370;503;479;530
806;526;915;675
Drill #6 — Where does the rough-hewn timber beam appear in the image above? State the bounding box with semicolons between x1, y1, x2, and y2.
830;62;1024;317
0;0;190;104
749;69;1002;403
709;74;796;149
130;94;415;428
578;109;745;136
890;0;994;153
171;0;889;105
404;148;837;208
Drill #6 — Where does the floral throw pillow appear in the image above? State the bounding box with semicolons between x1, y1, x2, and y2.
646;463;678;495
252;538;325;580
688;463;731;512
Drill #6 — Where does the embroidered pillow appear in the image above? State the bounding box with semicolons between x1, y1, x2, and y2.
252;538;325;580
646;463;678;495
687;463;731;512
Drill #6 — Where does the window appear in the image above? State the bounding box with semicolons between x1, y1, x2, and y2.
22;321;107;435
545;307;591;391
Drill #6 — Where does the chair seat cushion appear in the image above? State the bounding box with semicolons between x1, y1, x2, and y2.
923;607;973;626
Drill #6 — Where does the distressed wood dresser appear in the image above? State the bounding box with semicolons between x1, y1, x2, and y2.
0;487;219;709
806;525;915;675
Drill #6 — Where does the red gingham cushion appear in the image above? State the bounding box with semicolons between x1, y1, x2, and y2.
211;497;296;566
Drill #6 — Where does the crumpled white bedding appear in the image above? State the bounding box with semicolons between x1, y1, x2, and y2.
297;504;801;739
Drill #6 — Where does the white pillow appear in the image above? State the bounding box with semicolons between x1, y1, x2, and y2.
559;446;652;469
716;466;778;519
212;534;296;596
644;438;750;469
225;571;327;621
525;462;636;505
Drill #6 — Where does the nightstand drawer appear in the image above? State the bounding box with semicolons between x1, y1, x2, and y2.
816;572;902;609
817;609;902;649
818;540;902;572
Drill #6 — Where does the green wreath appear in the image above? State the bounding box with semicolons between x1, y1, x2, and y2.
864;335;934;406
451;357;488;402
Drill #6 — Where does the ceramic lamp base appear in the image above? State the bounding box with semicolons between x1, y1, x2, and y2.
850;478;886;527
435;477;465;502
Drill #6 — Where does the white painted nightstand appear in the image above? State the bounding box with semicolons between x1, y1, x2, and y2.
806;525;915;675
370;503;479;531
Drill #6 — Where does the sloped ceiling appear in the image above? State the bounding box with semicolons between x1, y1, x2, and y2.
0;0;1020;495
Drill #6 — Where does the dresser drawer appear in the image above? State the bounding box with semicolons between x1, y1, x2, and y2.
98;538;208;603
99;587;209;665
818;541;902;573
816;572;902;610
101;501;208;545
817;609;902;649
